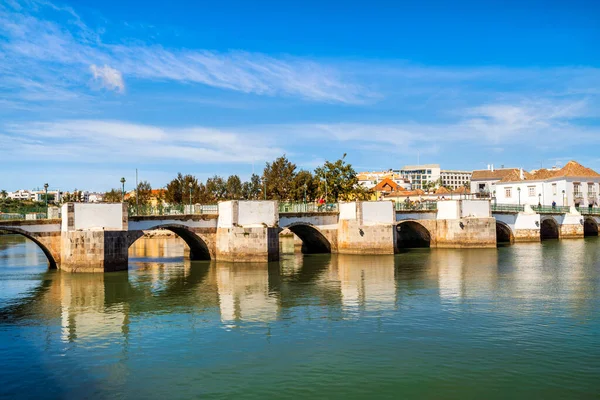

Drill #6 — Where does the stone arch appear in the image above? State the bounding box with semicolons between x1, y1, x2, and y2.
0;228;58;268
396;220;431;249
584;217;599;237
495;221;514;245
129;224;212;260
283;222;331;254
540;217;560;241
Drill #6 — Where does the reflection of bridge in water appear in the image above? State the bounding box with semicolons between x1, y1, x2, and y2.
2;235;598;343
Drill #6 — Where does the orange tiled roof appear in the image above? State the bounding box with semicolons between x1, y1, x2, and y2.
471;168;519;181
452;186;470;194
373;178;401;192
435;186;451;194
498;169;534;183
552;161;600;178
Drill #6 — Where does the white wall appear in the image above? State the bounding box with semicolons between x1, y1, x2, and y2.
495;178;600;207
339;202;357;220
238;201;277;227
361;201;394;225
217;202;235;228
62;203;124;231
437;201;460;219
461;200;491;217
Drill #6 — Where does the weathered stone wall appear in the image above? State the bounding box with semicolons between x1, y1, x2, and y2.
216;227;280;262
514;229;541;242
60;230;129;272
337;219;395;254
435;217;496;248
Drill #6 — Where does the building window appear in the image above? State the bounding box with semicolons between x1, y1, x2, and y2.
588;183;595;194
528;186;536;197
552;183;557;195
506;188;512;198
574;183;581;194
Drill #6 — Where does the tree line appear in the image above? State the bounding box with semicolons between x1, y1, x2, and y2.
112;154;370;206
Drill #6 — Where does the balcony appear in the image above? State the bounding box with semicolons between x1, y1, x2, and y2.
573;192;584;200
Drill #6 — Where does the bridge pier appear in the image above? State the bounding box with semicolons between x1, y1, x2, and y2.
215;201;280;262
59;203;129;272
337;201;395;254
559;208;584;239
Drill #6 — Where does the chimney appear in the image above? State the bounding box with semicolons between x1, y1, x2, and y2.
487;164;491;171
519;168;524;180
491;164;495;172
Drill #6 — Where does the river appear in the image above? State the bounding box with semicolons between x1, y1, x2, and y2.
1;234;599;399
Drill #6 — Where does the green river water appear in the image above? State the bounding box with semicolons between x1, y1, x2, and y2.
1;234;599;399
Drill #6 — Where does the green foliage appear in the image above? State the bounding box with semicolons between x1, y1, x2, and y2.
225;175;242;200
291;170;317;201
206;175;227;201
166;173;212;204
103;189;122;202
136;181;153;206
262;155;296;200
314;154;367;201
241;174;262;200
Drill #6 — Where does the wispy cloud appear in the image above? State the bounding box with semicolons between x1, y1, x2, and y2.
0;0;367;104
90;64;124;92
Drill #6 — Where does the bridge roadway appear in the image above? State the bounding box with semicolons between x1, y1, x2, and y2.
0;200;598;272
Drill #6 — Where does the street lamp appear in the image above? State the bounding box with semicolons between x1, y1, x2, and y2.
517;187;521;208
188;182;193;213
44;183;49;218
493;190;496;207
562;189;566;207
120;177;126;202
538;193;542;209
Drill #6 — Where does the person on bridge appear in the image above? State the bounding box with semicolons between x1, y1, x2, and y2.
552;201;556;209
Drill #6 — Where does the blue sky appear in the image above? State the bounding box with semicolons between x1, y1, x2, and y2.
1;0;599;192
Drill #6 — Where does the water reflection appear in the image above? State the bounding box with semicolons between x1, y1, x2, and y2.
2;235;600;398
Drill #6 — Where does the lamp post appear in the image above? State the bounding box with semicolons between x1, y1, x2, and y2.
263;177;267;200
562;189;566;207
120;177;126;202
44;183;49;218
493;190;496;207
538;193;542;209
517;187;521;208
303;183;307;204
188;182;193;214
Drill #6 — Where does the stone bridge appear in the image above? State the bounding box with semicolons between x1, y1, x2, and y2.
2;200;597;273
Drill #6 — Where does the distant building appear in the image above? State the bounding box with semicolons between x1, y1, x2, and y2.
494;161;600;207
8;189;61;203
8;190;33;201
394;164;441;190
357;170;411;191
88;193;104;203
440;170;472;190
470;165;521;197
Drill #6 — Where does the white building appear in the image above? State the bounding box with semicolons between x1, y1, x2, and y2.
494;161;600;207
31;189;62;203
394;164;441;190
8;189;33;200
440;170;472;190
88;193;104;203
470;166;521;197
357;170;411;190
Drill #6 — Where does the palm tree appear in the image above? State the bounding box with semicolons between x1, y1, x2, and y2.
0;190;7;200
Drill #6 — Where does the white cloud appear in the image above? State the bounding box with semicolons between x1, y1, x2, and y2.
0;1;366;103
90;64;124;92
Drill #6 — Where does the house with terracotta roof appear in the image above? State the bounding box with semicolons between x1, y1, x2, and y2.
469;166;522;197
493;161;600;207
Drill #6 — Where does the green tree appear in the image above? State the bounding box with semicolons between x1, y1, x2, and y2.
241;174;262;200
291;170;317;202
103;189;122;202
314;154;368;201
166;173;209;204
263;155;296;200
136;181;153;206
225;175;243;200
0;190;7;200
205;175;227;201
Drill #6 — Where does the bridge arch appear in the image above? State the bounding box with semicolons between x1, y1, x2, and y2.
584;217;599;237
129;224;212;260
396;220;431;249
282;222;331;254
540;217;560;241
495;221;514;245
0;228;58;268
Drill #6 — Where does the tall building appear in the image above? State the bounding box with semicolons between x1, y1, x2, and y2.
440;170;472;190
394;164;441;190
